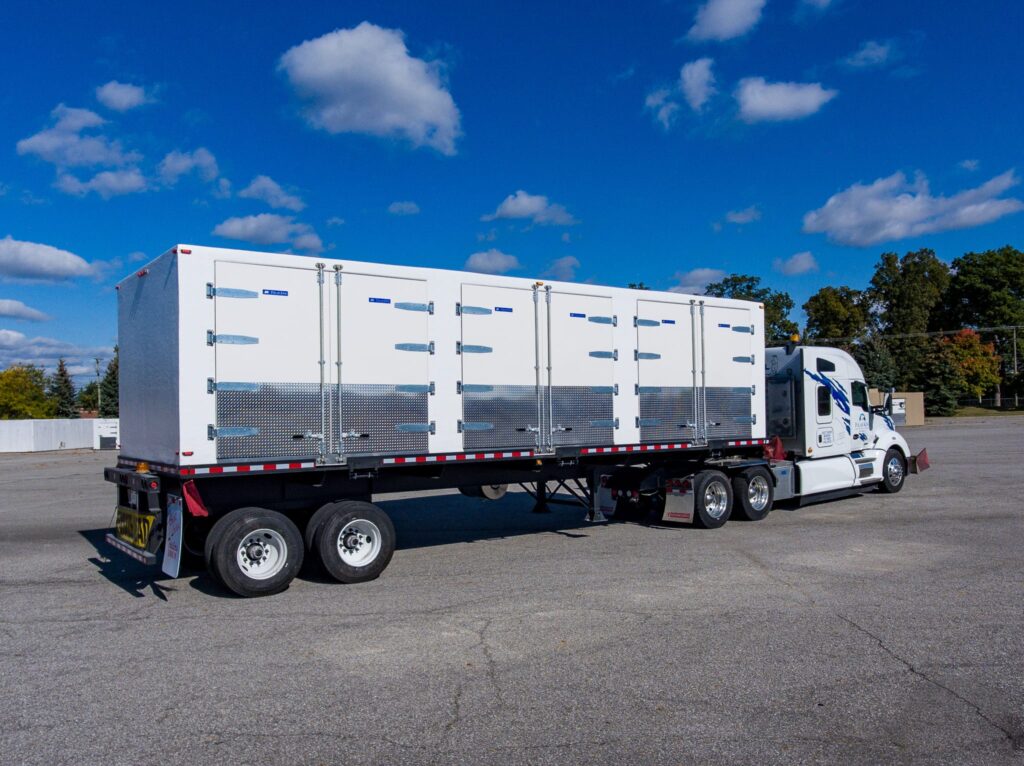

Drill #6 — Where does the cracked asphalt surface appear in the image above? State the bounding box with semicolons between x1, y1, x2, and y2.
1;416;1022;765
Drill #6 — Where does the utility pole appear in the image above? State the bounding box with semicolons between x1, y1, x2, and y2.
95;357;102;414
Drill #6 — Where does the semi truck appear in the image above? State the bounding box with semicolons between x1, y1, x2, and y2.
104;245;928;597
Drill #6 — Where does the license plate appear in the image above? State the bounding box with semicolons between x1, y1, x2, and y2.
114;507;155;550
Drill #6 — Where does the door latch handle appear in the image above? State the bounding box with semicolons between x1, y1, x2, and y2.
341;430;369;439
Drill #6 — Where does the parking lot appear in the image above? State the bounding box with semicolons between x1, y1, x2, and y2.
1;417;1022;764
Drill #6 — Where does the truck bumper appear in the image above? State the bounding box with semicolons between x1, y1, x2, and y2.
104;533;157;565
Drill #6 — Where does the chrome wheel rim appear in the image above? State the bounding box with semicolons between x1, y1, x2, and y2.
887;456;904;486
336;520;382;568
748;475;770;512
236;529;288;580
704;481;729;519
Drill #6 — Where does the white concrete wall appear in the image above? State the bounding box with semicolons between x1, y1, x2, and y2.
0;419;120;452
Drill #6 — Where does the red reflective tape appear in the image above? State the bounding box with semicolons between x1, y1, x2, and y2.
208;466;223;474
237;465;250;472
263;464;277;470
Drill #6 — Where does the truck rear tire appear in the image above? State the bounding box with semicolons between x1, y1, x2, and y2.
458;484;509;500
692;470;733;529
206;508;304;597
880;448;907;493
315;501;396;584
731;467;774;521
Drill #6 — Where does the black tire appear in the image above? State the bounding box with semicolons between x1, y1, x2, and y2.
205;507;304;597
315;501;396;584
304;495;373;553
880;448;907;493
731;467;774;521
691;470;733;529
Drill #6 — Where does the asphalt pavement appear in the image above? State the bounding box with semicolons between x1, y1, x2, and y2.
1;417;1022;765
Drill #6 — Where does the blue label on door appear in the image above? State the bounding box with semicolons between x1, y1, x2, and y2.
369;297;391;304
662;319;676;324
718;323;730;328
569;312;586;318
494;306;513;312
262;289;288;296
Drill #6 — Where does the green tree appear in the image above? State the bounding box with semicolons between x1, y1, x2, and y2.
944;245;1024;328
851;336;898;391
920;342;960;416
0;365;55;419
940;330;1002;400
47;358;78;418
867;249;951;389
99;348;119;418
77;380;99;412
803;286;869;343
704;274;799;342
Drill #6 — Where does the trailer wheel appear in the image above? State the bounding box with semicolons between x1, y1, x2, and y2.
316;501;396;584
206;508;304;597
731;467;774;521
880;448;907;494
458;484;508;500
304;494;373;554
692;471;733;529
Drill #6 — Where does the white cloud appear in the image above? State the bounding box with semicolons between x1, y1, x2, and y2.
543;256;581;281
16;104;141;168
844;40;893;69
278;22;461;155
0;299;50;321
388;200;420;216
735;77;838;122
669;267;726;294
680;58;716;112
0;328;111;373
482;190;578;226
477;229;498;242
55;168;147;199
645;88;680;130
803;169;1024;246
326;216;346;226
464;249;521;274
773;251;819;275
238;175;305;211
959;159;980;172
213;178;232;198
212;214;323;253
158;148;219;185
95;81;153;111
0;236;94;281
688;0;766;41
802;0;833;7
725;205;761;224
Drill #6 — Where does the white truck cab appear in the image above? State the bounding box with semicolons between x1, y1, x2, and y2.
765;345;916;501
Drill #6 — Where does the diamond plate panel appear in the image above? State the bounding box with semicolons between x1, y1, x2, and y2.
705;386;753;440
550;386;614;447
216;382;324;461
340;384;429;456
462;384;539;451
638;387;697;443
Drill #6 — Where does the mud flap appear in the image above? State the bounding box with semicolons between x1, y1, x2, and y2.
662;477;695;524
909;448;930;474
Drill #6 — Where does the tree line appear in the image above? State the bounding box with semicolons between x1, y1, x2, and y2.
0;348;119;420
701;245;1021;415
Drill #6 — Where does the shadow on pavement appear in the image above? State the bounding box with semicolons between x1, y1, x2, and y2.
79;490;597;599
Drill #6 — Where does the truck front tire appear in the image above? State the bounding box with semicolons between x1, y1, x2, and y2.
315;501;396;584
731;467;774;521
880;448;907;493
205;508;304;597
692;470;733;529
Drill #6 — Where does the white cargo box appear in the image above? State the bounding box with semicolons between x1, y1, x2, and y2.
117;245;765;468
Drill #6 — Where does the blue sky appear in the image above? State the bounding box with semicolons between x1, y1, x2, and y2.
2;0;1022;380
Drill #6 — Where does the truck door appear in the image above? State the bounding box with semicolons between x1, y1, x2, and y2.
459;284;539;451
335;272;432;458
699;303;756;441
803;354;852;458
211;261;325;462
635;299;700;444
546;289;616;448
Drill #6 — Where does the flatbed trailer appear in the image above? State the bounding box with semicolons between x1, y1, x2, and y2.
104;244;925;597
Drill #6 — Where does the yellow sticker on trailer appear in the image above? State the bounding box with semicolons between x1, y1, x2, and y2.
114;507;155;550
